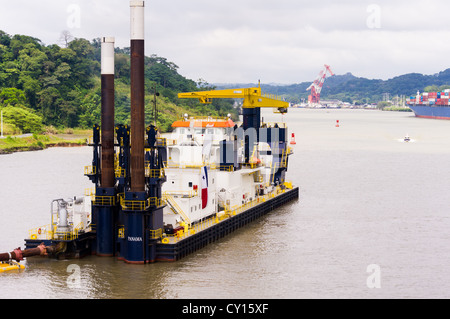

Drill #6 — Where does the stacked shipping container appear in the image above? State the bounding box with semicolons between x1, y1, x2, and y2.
406;90;450;106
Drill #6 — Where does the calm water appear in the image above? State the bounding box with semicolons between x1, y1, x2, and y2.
1;108;450;299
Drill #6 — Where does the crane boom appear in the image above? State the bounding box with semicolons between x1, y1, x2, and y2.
178;83;289;112
306;64;334;105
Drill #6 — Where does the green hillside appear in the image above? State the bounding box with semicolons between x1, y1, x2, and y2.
252;70;450;105
0;30;237;134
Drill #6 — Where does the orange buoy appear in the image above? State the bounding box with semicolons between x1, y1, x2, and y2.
290;133;296;145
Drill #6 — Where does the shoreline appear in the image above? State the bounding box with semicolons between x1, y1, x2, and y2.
0;134;88;155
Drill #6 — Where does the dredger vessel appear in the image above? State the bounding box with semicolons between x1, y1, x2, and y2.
1;0;299;267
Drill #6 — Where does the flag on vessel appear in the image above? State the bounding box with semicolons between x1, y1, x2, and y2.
201;166;208;209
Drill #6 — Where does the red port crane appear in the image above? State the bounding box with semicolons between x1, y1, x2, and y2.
306;64;334;105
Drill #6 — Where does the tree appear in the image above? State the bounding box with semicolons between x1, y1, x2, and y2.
68;38;98;87
115;54;130;80
19;75;41;108
37;86;61;124
59;30;74;48
0;87;26;106
377;101;392;110
197;78;216;90
9;34;42;59
0;30;11;46
54;62;71;80
2;105;43;133
17;43;47;78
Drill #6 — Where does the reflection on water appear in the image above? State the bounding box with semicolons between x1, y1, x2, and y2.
2;109;450;298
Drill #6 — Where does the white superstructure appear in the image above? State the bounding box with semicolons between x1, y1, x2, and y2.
160;116;291;230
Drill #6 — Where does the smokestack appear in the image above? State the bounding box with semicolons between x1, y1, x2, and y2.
100;37;116;188
130;0;145;192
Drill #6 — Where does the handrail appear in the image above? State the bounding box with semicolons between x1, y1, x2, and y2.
163;190;198;198
84;187;95;197
115;167;126;178
260;122;287;128
163;161;233;171
84;165;96;175
144;167;165;179
163;194;191;225
120;196;163;211
28;224;52;240
149;228;163;240
93;195;115;206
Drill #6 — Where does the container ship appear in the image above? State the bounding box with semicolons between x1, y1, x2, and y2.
0;1;298;267
406;90;450;120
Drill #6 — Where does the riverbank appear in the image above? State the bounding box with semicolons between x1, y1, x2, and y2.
0;133;88;154
382;106;412;112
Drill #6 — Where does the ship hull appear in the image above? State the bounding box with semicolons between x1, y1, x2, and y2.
409;105;450;120
24;187;299;262
156;187;299;262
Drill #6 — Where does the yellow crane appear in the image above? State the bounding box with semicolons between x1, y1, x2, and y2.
178;82;290;114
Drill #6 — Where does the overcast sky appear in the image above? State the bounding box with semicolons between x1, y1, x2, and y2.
1;0;450;84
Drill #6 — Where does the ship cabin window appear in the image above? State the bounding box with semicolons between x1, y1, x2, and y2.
206;128;214;135
194;128;205;135
189;182;192;187
179;128;186;134
199;204;201;210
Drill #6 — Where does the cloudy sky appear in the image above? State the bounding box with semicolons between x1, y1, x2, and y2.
1;0;450;84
